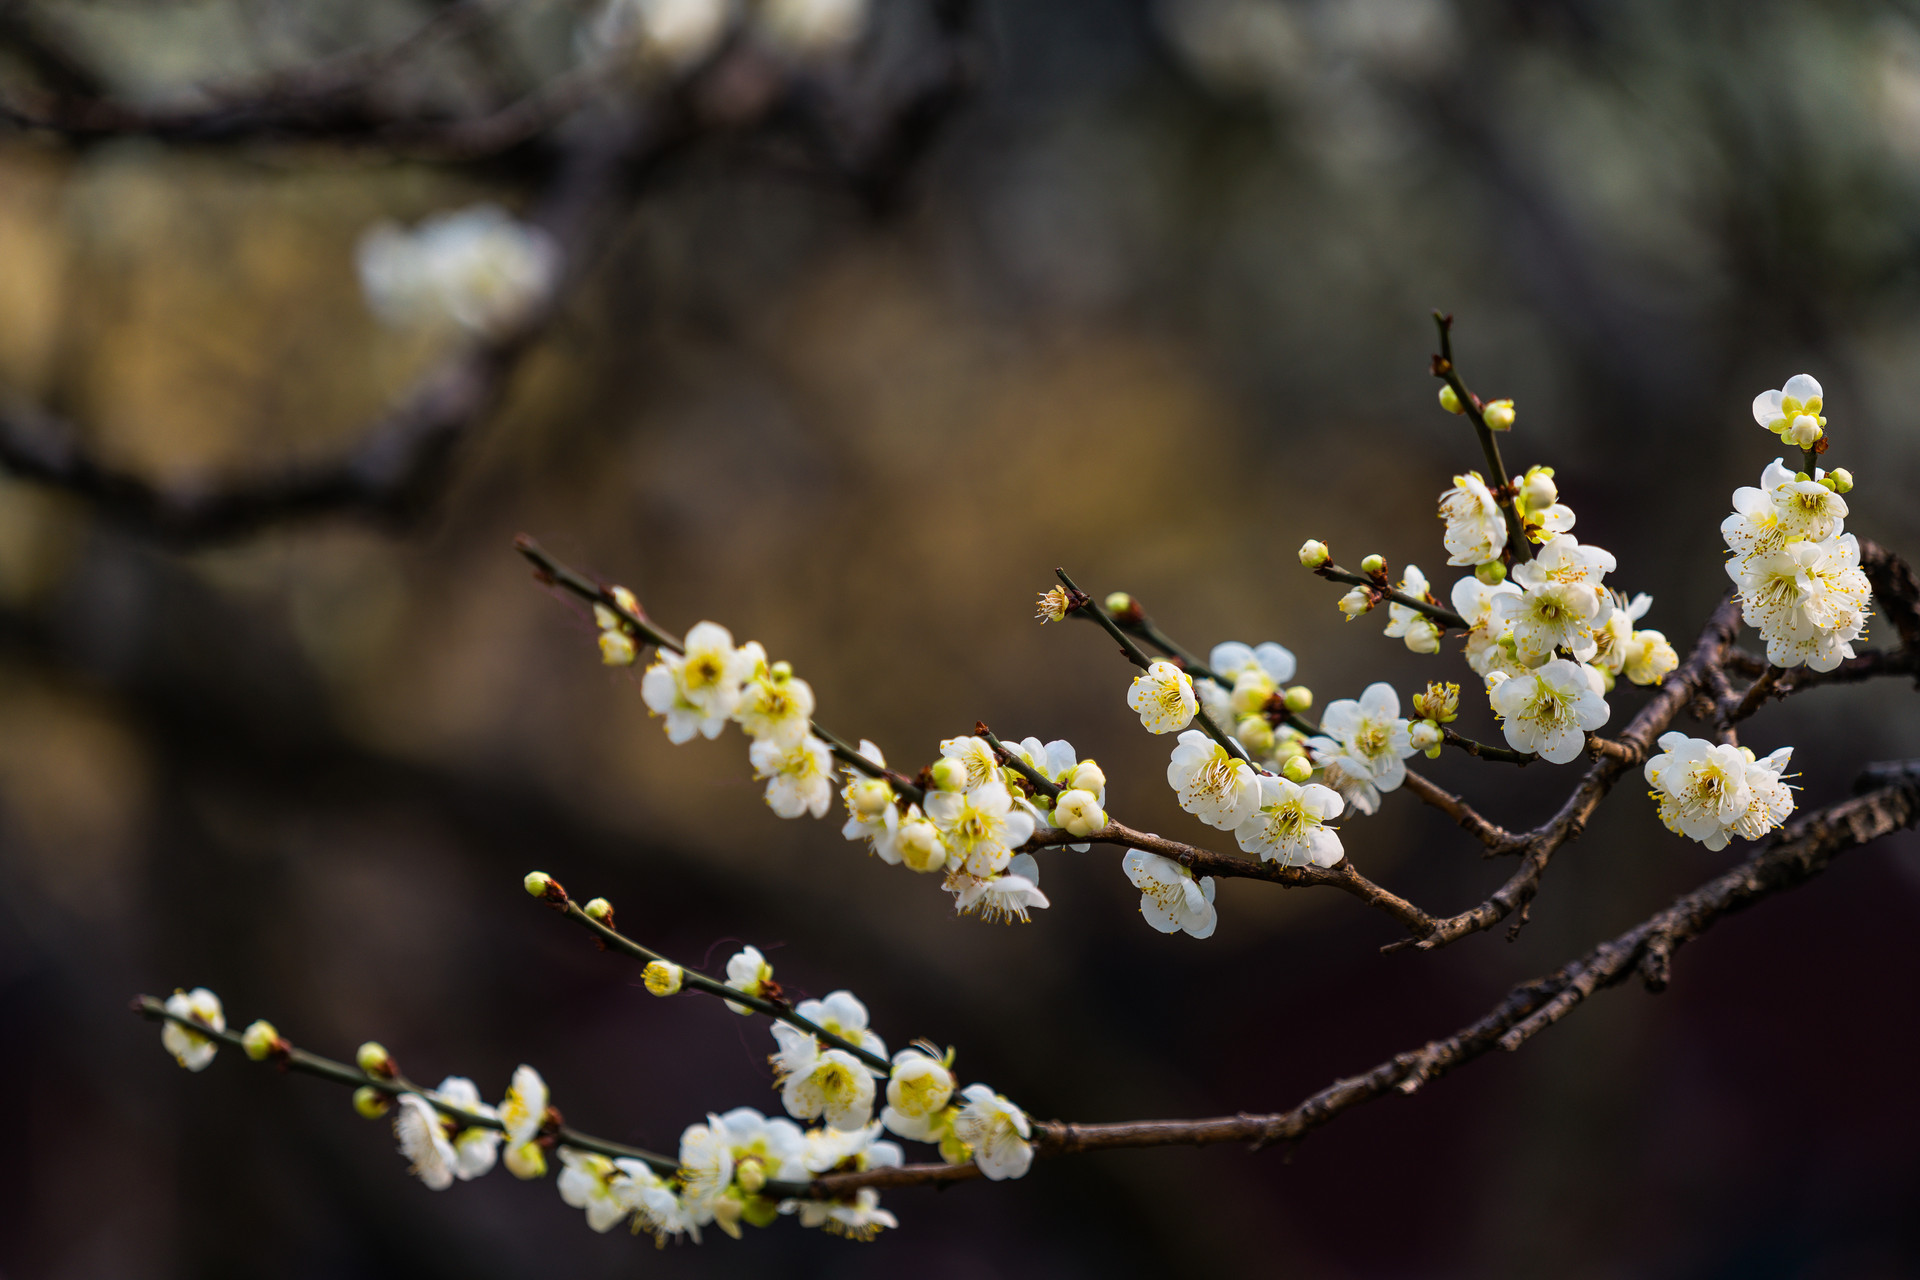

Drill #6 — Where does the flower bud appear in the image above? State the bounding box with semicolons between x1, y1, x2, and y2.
1787;416;1822;448
1281;755;1314;783
1438;384;1464;414
356;1041;394;1077
1054;789;1107;838
523;870;561;901
609;586;641;616
1065;759;1107;795
1283;685;1313;712
896;816;946;873
1297;539;1330;568
1337;587;1372;620
241;1019;282;1061
504;1140;548;1180
1483;399;1516;430
1408;720;1443;752
598;630;637;666
592;604;620;631
1828;467;1854;494
643;961;684;996
770;660;793;681
352;1086;391;1119
1235;715;1276;756
1519;466;1557;510
1104;592;1139;622
929;758;968;792
583;897;614;924
1475;560;1507;585
1359;554;1386;575
850;776;893;817
1412;680;1459;723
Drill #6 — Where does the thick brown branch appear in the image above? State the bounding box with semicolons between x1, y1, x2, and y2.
1400;768;1522;853
813;761;1920;1197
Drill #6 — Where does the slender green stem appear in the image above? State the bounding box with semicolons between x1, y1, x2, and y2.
1124;615;1220;684
1055;568;1253;766
1432;313;1531;565
1800;446;1820;475
552;899;892;1075
515;536;923;804
134;997;677;1172
1315;563;1469;630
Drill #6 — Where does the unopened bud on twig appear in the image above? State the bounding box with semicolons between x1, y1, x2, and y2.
598;630;637;666
1359;554;1386;576
1283;685;1313;713
1054;789;1107;837
1409;720;1444;757
1104;592;1142;623
523;871;566;905
1298;539;1330;568
1482;399;1516;430
352;1086;391;1119
1282;755;1314;783
643;961;684;996
1475;560;1507;585
1065;759;1107;795
1437;385;1464;414
609;586;641;616
1827;467;1854;494
241;1019;285;1061
896;815;946;873
356;1041;395;1078
929;758;968;792
504;1141;548;1180
583;897;614;926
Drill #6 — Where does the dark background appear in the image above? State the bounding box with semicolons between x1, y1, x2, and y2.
3;0;1920;1276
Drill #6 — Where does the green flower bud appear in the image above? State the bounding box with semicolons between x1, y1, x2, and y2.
352;1086;391;1119
1297;539;1330;569
1282;685;1313;713
1281;755;1314;783
1475;560;1507;585
1438;385;1463;414
1359;554;1386;576
1483;399;1516;430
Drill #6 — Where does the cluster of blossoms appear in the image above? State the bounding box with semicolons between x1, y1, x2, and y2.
1644;734;1796;851
156;975;1036;1246
357;204;559;337
1721;387;1868;672
589;0;870;70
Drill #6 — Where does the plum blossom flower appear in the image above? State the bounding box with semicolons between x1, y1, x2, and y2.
1004;737;1105;849
1452;574;1525;679
1487;659;1610;764
1308;682;1416;798
357;204;558;336
557;1148;662;1232
749;732;835;818
1723;459;1849;564
641;622;755;743
723;945;774;1014
1212;640;1297;718
160;987;224;1072
950;1085;1033;1181
781;1187;898;1240
952;852;1049;923
1383;564;1444;654
1752;374;1826;447
1515;465;1576;543
734;656;815;746
773;1030;877;1131
678;1108;807;1231
1122;849;1218;938
792;990;888;1062
1233;774;1345;866
1494;535;1617;665
1622;628;1679;686
893;807;946;873
1728;533;1872;671
1126;660;1198;734
429;1077;502;1181
499;1065;549;1150
840;740;900;858
938;734;1003;791
394;1094;459;1191
925;780;1034;878
1167;729;1262;830
1439;471;1508;565
1644;733;1757;850
882;1049;955;1137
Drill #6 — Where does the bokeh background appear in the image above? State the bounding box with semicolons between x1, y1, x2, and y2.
4;0;1920;1276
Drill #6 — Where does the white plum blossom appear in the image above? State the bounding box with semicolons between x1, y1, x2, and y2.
1439;471;1508;565
557;1148;661;1233
431;1077;502;1180
678;1108;808;1228
1167;729;1262;830
952;852;1049;923
882;1049;955;1138
1053;788;1106;836
1383;564;1443;653
1723;459;1849;562
1752;374;1826;447
1005;736;1105;849
641;622;755;743
892;807;946;873
840;740;901;859
723;945;773;1014
772;1029;877;1131
1127;660;1199;734
793;990;887;1062
1622;628;1679;687
1494;535;1617;665
1122;849;1218;938
1487;659;1610;764
1728;533;1872;671
357;204;558;336
1337;586;1374;619
1233;773;1345;866
498;1065;548;1147
394;1094;459;1191
950;1085;1033;1181
734;655;815;746
798;1119;903;1175
1644;733;1797;850
1210;639;1297;686
1452;574;1526;679
749;732;835;818
925;780;1034;878
1515;465;1576;543
781;1187;898;1240
1308;682;1416;800
939;734;1003;791
160;987;224;1072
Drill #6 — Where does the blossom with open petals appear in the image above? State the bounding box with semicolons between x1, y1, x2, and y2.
1233;774;1345;866
558;1148;662;1232
1166;729;1262;830
1439;470;1507;565
1728;533;1871;671
773;1032;877;1131
1383;564;1443;654
749;732;835;818
641;622;755;743
840;740;901;859
1487;659;1609;763
724;945;773;1014
1752;373;1826;447
735;657;815;746
1643;733;1752;850
1126;660;1198;734
1723;459;1849;564
952;852;1049;922
160;988;224;1072
925;780;1034;878
1122;849;1218;938
882;1049;955;1137
1308;682;1415;797
1515;465;1576;543
950;1085;1033;1180
782;1187;898;1240
393;1094;459;1191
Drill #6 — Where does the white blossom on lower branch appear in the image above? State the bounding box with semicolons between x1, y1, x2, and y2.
749;732;835;818
1486;659;1609;764
641;622;756;743
1306;681;1415;813
160;987;224;1072
925;779;1034;878
951;852;1049;922
950;1085;1034;1181
1234;774;1345;866
1167;728;1262;830
1126;660;1198;734
1644;733;1797;850
1122;849;1217;938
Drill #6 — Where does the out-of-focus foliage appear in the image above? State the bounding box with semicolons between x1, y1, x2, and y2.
3;0;1920;1276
